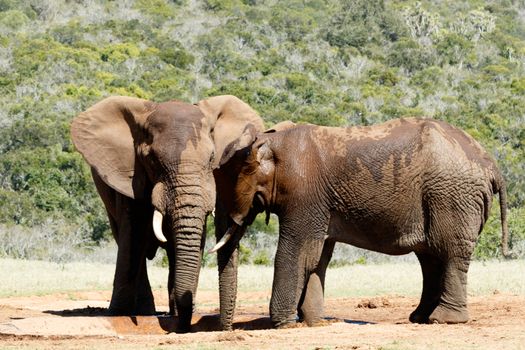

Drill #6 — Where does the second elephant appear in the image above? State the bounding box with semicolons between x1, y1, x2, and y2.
215;117;509;328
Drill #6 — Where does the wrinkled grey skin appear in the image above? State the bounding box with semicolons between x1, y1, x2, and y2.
220;118;509;328
71;95;263;332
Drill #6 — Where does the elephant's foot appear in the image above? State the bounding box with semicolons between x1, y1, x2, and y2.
272;315;299;329
300;311;324;327
428;304;469;324
409;303;439;324
135;300;156;316
276;321;302;329
304;318;331;327
108;305;156;316
107;306;129;316
108;298;155;316
409;309;430;324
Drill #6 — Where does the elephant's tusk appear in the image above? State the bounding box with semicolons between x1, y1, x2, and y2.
153;210;167;243
208;225;236;253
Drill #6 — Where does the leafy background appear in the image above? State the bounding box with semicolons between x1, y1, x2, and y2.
0;0;524;264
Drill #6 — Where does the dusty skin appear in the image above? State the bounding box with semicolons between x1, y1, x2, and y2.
0;290;524;349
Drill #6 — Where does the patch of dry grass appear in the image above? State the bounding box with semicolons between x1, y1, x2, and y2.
1;258;523;298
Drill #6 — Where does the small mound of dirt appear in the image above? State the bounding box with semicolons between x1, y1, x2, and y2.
216;330;251;342
357;297;391;309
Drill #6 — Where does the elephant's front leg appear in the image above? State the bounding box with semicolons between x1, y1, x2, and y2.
216;209;239;331
109;212;155;315
108;195;156;316
270;230;325;328
298;240;335;326
270;241;302;328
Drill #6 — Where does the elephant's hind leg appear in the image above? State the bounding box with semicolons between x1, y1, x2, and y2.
297;240;335;326
428;256;472;324
425;198;480;324
410;252;444;323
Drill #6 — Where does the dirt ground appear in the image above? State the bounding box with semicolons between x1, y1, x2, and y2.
0;290;524;349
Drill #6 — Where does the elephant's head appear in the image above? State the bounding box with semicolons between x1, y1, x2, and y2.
210;120;298;250
71;95;263;330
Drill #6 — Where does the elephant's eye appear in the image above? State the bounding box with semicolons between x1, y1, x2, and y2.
209;151;215;163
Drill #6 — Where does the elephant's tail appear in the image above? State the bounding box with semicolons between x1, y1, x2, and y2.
493;173;511;258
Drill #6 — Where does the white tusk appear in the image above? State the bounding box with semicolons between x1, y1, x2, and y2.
153;210;167;243
211;208;215;218
208;226;236;253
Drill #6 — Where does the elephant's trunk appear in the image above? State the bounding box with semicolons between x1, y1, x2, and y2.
167;177;212;332
171;215;206;332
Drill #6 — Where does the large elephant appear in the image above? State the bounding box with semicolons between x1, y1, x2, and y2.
71;95;263;331
214;117;510;328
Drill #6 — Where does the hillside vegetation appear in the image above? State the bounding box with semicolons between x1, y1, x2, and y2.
0;0;524;262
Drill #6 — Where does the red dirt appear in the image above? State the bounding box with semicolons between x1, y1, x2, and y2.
0;290;524;349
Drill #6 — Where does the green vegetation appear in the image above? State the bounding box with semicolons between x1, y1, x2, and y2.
0;0;524;262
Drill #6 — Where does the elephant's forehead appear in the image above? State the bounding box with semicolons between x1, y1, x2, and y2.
146;101;212;164
148;101;207;130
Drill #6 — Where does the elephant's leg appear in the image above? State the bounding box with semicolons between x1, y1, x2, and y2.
425;200;479;324
133;202;156;314
429;257;471;324
109;196;155;315
410;252;444;323
270;219;325;328
216;213;239;331
298;240;335;326
110;239;155;315
135;251;155;314
109;215;136;314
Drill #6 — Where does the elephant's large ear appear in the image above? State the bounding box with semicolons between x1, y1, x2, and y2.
71;96;154;199
196;95;264;169
218;124;259;168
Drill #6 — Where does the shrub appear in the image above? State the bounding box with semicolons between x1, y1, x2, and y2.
253;250;271;266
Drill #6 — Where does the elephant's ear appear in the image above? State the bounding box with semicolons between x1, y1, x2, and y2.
196;95;264;169
71;96;154;199
218;124;259;168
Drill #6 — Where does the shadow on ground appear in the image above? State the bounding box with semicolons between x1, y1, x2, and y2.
43;308;372;333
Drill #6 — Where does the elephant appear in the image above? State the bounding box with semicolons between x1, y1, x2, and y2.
212;117;510;328
71;95;264;332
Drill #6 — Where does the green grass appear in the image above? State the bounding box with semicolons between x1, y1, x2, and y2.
0;258;523;298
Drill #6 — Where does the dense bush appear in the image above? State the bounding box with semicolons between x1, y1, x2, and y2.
0;0;524;262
